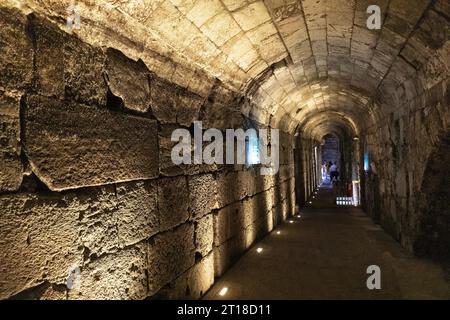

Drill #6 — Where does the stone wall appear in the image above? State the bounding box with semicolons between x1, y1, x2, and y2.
360;15;450;261
0;9;296;299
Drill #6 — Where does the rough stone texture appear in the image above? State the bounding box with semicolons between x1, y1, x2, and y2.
188;173;218;218
158;176;189;231
31;15;107;106
156;253;215;299
195;214;214;258
214;201;242;246
78;186;119;258
0;7;33;93
147;223;195;295
362;75;450;259
69;244;148;300
0;193;82;299
116;181;159;247
24;95;159;190
105;48;151;113
0;93;22;191
213;233;246;277
150;76;204;126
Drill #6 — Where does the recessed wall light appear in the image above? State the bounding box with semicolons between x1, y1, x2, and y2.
256;247;263;253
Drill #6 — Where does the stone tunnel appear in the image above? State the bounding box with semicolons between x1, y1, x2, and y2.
0;0;449;300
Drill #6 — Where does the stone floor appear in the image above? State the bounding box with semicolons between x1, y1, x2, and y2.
204;185;450;300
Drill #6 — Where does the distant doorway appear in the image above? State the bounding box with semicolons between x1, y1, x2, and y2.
321;134;340;184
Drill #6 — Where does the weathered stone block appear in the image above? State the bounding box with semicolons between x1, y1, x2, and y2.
150;77;204;126
202;102;244;129
32;16;106;105
0;193;82;299
158;176;189;231
195;214;213;257
157;253;214;299
0;93;23;191
116;181;159;247
78;186;119;257
213;233;246;277
188;173;218;218
159;124;202;176
213;202;242;246
215;171;238;208
176;93;204;127
236;169;255;199
147;223;195;295
150;78;178;123
25;95;159;190
242;193;270;228
69;244;148;300
105;48;151;112
0;7;33;92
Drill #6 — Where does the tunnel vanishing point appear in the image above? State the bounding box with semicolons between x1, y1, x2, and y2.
0;0;449;300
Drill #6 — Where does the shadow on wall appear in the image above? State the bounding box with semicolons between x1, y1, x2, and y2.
414;130;450;264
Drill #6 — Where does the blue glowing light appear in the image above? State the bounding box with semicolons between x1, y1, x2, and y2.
246;132;260;165
364;149;369;171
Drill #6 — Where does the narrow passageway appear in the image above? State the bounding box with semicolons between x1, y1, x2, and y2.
205;186;450;300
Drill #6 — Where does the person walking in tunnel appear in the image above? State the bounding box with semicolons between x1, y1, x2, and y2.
330;162;339;182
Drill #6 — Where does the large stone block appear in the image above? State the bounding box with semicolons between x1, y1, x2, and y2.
0;193;82;299
69;244;148;300
24;95;159;190
188;173;218;218
157;253;214;299
242;193;269;228
78;186;120;258
159;124;205;176
0;7;33;92
215;171;238;208
31;15;106;105
201;102;244;129
195;214;214;257
150;77;204;126
105;48;151;113
147;223;195;295
158;176;189;231
213;233;246;277
213;202;242;246
116;181;159;247
0;93;23;191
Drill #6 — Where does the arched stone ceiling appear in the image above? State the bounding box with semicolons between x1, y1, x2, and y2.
11;0;449;134
300;110;359;140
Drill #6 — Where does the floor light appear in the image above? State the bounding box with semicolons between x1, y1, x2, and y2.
219;287;228;296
